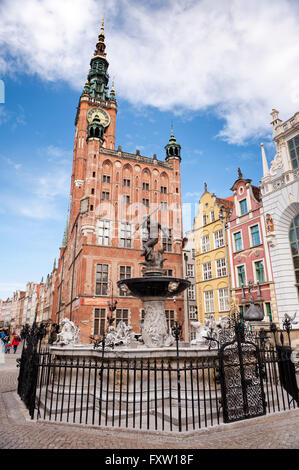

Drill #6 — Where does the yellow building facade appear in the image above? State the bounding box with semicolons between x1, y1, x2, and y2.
193;186;233;324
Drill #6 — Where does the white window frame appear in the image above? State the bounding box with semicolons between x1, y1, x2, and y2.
201;235;210;253
202;261;212;280
187;264;194;277
253;258;266;284
189;305;197;320
120;222;132;248
248;222;261;247
239;198;248;216
216;258;227;277
98;219;111;246
233;230;243;252
236;263;246;287
204;290;214;313
218;288;229;312
188;284;196;300
214;229;224;249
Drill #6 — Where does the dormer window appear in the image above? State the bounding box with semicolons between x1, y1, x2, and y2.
239;199;248;216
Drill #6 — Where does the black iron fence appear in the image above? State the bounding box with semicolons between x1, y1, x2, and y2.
34;354;222;432
17;322;299;432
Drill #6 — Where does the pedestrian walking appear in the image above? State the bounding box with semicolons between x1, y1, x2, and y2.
0;330;6;353
11;333;20;354
2;331;11;354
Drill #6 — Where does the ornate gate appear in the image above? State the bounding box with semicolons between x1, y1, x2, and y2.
218;323;267;423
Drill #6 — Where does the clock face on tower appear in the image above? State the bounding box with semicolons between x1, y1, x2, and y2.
87;107;111;127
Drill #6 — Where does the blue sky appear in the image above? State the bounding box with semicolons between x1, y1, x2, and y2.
0;0;299;299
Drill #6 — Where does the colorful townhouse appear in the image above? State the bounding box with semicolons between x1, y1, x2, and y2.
227;169;278;321
193;185;233;324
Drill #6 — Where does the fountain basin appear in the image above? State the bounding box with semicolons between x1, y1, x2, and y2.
117;276;190;298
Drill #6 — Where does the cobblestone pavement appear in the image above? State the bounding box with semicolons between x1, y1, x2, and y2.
0;350;299;450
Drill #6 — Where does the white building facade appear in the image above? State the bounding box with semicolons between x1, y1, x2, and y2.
182;230;198;341
260;109;299;327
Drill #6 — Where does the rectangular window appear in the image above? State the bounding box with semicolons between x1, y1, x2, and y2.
95;264;109;295
94;308;106;336
265;302;272;322
101;191;110;200
161;201;167;210
204;291;214;313
98;220;111;246
218;288;229;312
255;260;265;283
123;195;130;204
123;178;130;187
142;198;149;207
103;175;110;183
115;308;129;327
234;231;242;252
201;235;210;253
188;285;195;300
165;309;175;331
240;199;248;215
166;269;173;276
120;223;132;248
214;229;224;248
142;182;149;191
189;305;198;320
162;228;172;252
203;214;208;226
202;262;212;280
288;137;299;170
250;224;261;246
237;265;246;287
119;266;132;296
160;186;167;194
216;258;227;277
187;264;194;277
210;210;215;222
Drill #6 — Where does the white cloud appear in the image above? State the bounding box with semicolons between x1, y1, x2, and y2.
0;0;299;143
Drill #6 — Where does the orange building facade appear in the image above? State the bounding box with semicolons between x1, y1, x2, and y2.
53;24;185;343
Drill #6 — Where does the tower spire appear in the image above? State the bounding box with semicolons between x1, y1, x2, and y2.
165;127;181;162
261;143;269;177
94;18;107;59
86;19;110;100
61;214;69;248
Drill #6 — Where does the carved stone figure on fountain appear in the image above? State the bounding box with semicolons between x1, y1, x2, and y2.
190;321;210;347
56;318;79;346
105;320;137;348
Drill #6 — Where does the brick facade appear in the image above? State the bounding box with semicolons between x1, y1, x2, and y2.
52;30;184;343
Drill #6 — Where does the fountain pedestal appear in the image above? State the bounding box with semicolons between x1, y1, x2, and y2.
141;298;174;348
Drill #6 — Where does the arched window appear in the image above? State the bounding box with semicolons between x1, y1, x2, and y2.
289;214;299;286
